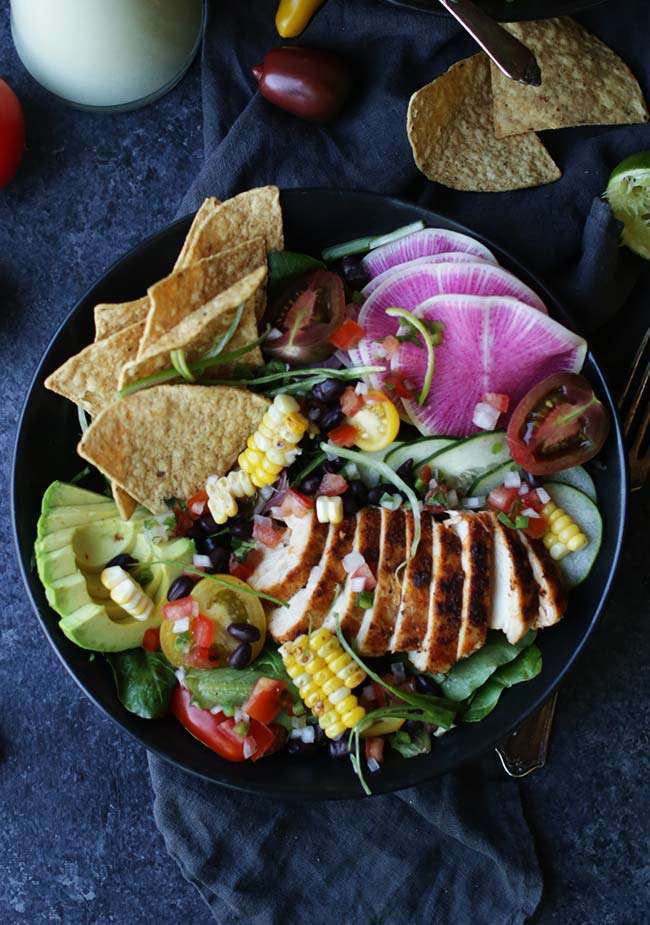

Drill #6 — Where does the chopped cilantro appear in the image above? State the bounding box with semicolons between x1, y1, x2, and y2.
231;536;257;562
514;515;529;530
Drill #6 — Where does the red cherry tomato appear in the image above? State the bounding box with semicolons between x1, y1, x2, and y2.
243;678;289;724
252;46;351;123
266;269;346;363
0;80;25;187
507;373;610;476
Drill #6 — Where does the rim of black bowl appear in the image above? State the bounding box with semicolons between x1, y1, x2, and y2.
12;188;628;800
379;0;608;21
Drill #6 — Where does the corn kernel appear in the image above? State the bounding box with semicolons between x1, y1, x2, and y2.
309;627;334;651
567;533;588;552
322;675;343;697
342;706;366;728
273;394;300;414
334;694;358;715
324;721;347;740
305;656;327;675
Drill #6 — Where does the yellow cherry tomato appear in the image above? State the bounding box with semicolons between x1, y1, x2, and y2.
348;391;400;452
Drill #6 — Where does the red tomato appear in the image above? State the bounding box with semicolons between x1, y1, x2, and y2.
272;488;314;519
192;614;214;649
229;553;257;580
142;627;160;652
266;269;346;364
365;736;385;765
244;678;289;724
188;489;208;517
318;472;348;496
519;489;544;514
0;80;24;187
384;372;415;401
371;682;388;708
252;515;285;548
172;505;195;537
250;722;287;761
171;686;245;761
487;485;520;513
340;385;364;417
186;646;220;669
507;373;610;475
163;596;198;621
483;392;510;413
329;422;358;446
329;318;365;350
523;516;548;539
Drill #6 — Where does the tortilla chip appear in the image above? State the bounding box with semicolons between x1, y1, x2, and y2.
175;187;283;270
407;54;561;192
44;321;145;416
174;197;222;272
94;297;150;341
112;482;138;520
139;238;267;356
78;385;270;513
491;19;649;138
118;266;266;391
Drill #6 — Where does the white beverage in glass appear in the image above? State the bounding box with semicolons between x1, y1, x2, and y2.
11;0;204;110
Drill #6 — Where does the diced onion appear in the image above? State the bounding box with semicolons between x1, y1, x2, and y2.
472;401;501;431
521;507;540;518
193;554;212;569
343;550;365;574
350;576;366;593
175;668;186;683
536;487;551;504
233;707;249;723
243;737;257;759
266;327;283;341
461;496;486;509
504;470;521;489
367;757;381;773
172;617;190;634
355;381;369;395
210;705;223;715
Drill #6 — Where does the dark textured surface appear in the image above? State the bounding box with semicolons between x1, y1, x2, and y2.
0;4;648;924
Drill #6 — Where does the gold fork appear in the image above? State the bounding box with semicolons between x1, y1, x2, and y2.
496;330;650;777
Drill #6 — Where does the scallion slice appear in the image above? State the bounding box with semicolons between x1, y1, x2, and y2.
385;307;435;406
202;302;246;360
321;221;425;262
170;349;195;382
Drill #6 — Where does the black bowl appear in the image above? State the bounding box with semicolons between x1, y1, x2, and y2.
12;189;627;799
380;0;608;22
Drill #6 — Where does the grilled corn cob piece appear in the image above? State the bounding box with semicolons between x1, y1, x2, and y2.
101;566;153;621
541;501;588;561
207;394;308;523
280;628;366;739
316;495;343;524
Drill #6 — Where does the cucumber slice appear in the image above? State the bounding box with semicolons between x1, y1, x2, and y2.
424;432;510;483
384;436;457;472
356;443;403;487
468;460;519;496
549;466;597;503
542;482;602;587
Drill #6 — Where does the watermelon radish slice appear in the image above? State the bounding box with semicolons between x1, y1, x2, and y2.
362;252;495;298
361;228;496;278
388;295;586;436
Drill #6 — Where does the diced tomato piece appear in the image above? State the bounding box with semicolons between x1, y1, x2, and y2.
172;505;195;537
340;385;364;417
171;687;245;761
252;515;285;548
187;489;209;517
385;372;415;401
419;464;432;484
364;736;385;765
381;335;400;357
142;627;160;652
487;485;520;514
244;677;289;724
482;392;510;413
163;596;199;621
371;682;388;708
329;318;365;350
520;489;545;514
351;562;376;591
318;472;348;496
272;488;314;520
192;614;214;649
329;422;358;446
186;646;220;669
249;720;287;761
229;549;261;580
524;516;548;539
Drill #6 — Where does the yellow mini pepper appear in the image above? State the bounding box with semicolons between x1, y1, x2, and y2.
275;0;326;38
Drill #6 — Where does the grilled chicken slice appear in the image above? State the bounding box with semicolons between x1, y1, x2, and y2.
322;506;382;639
390;511;432;653
268;517;356;642
356;508;407;656
450;512;494;660
520;533;567;628
489;514;539;644
409;522;464;674
248;512;328;602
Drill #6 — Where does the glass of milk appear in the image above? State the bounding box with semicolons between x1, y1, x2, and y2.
10;0;205;111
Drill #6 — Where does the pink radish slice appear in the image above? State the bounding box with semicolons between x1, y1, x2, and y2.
389;295;586;436
362;253;495;298
361;228;496;278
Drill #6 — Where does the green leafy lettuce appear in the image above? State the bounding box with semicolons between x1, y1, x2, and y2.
108;649;177;720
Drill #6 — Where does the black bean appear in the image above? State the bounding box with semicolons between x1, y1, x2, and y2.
300;474;322;495
338;255;369;290
208;547;229;572
322;457;341;473
287;739;319;758
167;575;196;602
230;518;252;539
227;622;261;643
228;642;252;669
201;535;225;555
366;483;392;505
396;459;415;486
198;512;219;535
320;408;345;432
307;403;326;425
414;673;438;695
347;479;368;501
105;553;137;570
313;378;346;404
328;736;350;759
185;523;204;541
343;494;360;517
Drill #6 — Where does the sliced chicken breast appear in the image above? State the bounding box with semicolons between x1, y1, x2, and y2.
248;512;328;602
356;508;407;656
409;522;464;674
322;506;382;639
520;533;567;628
489;514;539;644
268;517;356;642
390;511;432;653
450;512;494;660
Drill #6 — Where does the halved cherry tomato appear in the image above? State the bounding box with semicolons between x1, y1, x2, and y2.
0;80;24;187
244;678;289;724
329;422;358;446
272;488;315;519
142;627;160;652
188;489;209;517
266;269;346;363
507;373;610;475
329;318;365;350
192;614;215;649
347;390;400;452
487;485;520;513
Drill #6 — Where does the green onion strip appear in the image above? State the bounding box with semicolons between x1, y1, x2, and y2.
385;307;435;406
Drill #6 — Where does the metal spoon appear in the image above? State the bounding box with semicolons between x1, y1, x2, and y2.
438;0;541;86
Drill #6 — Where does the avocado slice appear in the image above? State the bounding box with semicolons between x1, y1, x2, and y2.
42;481;112;509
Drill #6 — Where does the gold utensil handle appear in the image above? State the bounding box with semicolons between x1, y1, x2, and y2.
495;692;558;777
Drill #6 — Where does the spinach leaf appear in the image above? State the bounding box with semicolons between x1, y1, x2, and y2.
184;667;261;711
108;649;177;720
462;645;543;723
431;630;537;702
389;727;432;759
267;250;324;296
250;646;291;682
